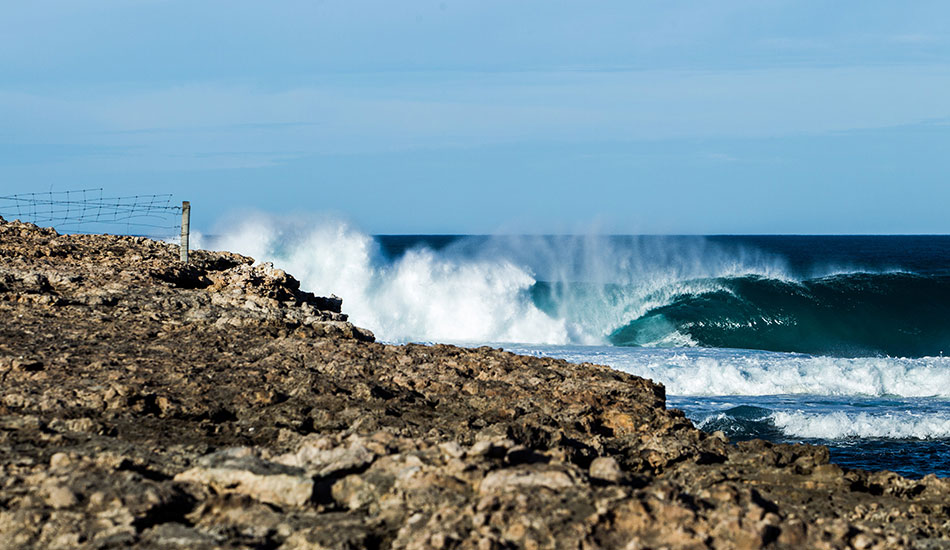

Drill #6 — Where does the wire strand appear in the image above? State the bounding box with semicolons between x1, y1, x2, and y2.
0;188;183;234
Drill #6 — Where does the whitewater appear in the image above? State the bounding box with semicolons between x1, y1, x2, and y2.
194;216;950;478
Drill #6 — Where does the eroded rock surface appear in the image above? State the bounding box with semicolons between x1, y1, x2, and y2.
1;217;949;549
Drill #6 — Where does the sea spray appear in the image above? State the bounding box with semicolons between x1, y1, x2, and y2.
199;216;950;357
203;216;570;344
200;214;794;347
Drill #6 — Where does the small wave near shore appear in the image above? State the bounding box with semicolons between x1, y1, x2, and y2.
506;345;950;398
695;406;950;440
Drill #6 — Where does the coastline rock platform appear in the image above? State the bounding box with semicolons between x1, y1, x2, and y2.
1;217;949;549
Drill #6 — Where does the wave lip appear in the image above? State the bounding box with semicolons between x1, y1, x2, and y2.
695;405;783;440
609;272;950;358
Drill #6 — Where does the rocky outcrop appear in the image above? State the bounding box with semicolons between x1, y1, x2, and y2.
1;217;948;549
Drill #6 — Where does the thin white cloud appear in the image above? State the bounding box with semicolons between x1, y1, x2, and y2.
3;64;950;170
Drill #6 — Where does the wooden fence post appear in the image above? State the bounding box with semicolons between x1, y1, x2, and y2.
180;201;191;263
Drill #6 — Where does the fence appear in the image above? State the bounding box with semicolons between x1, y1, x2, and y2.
0;188;192;262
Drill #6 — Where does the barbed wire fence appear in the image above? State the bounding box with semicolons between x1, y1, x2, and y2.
0;188;193;262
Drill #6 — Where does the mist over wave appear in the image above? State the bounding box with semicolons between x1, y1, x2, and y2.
195;215;950;357
196;215;793;346
198;217;568;344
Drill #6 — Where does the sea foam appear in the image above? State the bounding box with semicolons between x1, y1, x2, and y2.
200;217;570;344
506;345;950;398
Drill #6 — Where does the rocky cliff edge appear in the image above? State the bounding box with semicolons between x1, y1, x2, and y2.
1;217;948;550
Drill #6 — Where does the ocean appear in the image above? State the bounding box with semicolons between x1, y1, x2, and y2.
200;223;950;479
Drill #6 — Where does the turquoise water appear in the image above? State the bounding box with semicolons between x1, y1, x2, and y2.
380;235;950;358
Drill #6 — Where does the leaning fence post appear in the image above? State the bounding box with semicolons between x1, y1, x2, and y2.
180;201;191;263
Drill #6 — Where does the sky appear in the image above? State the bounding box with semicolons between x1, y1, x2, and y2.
1;1;949;234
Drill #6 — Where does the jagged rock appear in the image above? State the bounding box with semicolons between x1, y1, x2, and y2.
280;518;379;550
175;448;314;508
274;436;376;478
478;466;578;494
139;522;224;548
43;483;78;509
589;456;623;483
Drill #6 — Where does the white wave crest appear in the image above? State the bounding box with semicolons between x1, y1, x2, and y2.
507;346;950;397
771;411;950;439
202;216;569;344
651;354;950;397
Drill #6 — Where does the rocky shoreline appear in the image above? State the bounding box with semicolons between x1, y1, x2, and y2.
1;217;949;550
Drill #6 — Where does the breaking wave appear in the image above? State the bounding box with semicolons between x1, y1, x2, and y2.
197;215;950;357
196;218;568;344
607;273;950;357
697;406;950;440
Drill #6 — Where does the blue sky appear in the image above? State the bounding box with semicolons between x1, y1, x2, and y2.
2;1;949;234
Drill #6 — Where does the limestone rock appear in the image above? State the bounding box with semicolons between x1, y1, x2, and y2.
274;436;376;478
175;448;314;508
589;456;623;483
478;466;578;494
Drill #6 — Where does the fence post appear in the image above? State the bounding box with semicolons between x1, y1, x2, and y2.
180;201;191;263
